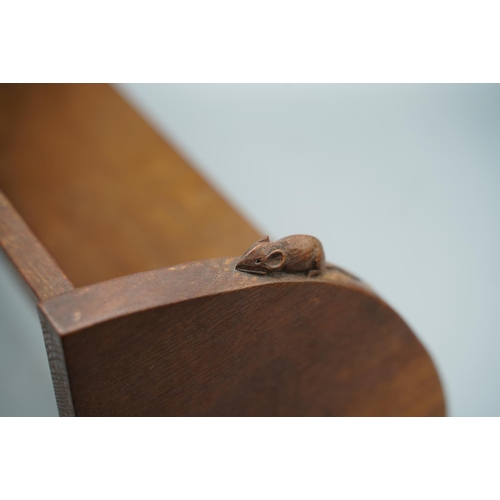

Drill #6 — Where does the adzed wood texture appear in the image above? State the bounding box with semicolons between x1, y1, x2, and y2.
39;257;445;417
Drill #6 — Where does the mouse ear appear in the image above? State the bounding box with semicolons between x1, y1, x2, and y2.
264;249;286;269
243;235;269;254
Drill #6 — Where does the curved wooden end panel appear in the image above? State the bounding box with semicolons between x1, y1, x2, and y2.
40;258;445;416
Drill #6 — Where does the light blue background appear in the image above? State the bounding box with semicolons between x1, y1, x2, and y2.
1;84;499;416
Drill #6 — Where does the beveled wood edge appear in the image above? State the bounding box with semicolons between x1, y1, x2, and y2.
0;190;74;301
39;256;377;336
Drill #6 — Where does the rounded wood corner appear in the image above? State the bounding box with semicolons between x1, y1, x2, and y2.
39;257;445;416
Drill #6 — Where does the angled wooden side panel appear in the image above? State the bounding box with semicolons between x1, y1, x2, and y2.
0;191;73;301
0;190;75;416
0;84;261;287
40;258;446;417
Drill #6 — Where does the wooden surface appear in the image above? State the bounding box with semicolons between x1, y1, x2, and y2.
40;258;445;417
0;190;73;301
38;312;75;416
0;84;260;287
0;83;446;416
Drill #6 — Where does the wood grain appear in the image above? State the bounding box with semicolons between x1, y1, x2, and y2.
0;83;446;417
0;190;73;301
0;83;261;287
38;312;75;416
40;258;445;417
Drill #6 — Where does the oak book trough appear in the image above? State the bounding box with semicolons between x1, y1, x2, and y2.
0;84;445;416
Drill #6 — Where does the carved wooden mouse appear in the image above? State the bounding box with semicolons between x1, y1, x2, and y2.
235;235;326;277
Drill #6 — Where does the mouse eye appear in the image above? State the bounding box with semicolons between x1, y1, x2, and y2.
255;258;262;264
